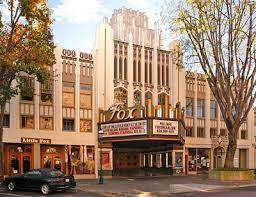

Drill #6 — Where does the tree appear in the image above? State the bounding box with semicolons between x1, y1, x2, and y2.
168;0;256;168
0;0;55;178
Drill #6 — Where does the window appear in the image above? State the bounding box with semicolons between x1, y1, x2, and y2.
21;116;34;129
145;62;148;83
241;130;248;139
63;119;74;131
197;99;205;117
119;57;122;79
133;60;136;82
114;88;128;106
25;170;42;177
41;80;53;103
80;120;92;132
40;117;53;130
157;64;160;85
145;91;152;107
186;127;194;137
114;57;117;79
166;66;169;87
149;62;152;84
210;128;217;137
134;90;142;105
124;58;127;80
20;77;34;101
3;114;10;128
138;61;141;82
220;129;227;136
197;127;205;138
210;100;217;118
186;98;193;116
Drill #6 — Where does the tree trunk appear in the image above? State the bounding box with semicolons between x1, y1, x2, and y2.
0;102;6;180
224;127;238;168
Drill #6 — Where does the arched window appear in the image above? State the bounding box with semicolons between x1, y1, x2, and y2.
114;88;128;106
134;90;142;105
145;91;153;107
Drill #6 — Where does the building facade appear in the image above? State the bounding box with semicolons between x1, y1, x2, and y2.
2;46;97;178
2;7;256;178
185;72;255;174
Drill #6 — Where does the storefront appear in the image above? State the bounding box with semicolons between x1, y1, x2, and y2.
5;143;33;175
41;145;95;175
187;148;211;174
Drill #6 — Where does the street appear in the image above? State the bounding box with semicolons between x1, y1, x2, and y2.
0;176;255;197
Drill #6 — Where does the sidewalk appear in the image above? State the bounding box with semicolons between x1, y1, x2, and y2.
75;175;256;196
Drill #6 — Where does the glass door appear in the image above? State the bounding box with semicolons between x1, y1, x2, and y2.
53;156;62;171
22;156;31;174
11;155;19;174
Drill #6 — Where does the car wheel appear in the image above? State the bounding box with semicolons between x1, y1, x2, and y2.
41;184;50;195
7;181;16;191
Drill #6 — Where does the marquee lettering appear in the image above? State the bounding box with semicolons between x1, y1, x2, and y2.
108;104;136;121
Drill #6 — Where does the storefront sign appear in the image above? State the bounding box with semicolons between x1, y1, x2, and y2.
21;137;51;144
153;120;178;135
102;120;147;137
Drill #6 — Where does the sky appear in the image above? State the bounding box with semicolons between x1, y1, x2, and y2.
48;0;166;52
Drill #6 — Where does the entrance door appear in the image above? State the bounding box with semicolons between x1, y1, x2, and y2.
213;147;225;168
9;154;32;175
42;154;64;172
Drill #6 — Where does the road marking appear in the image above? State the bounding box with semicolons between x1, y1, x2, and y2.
0;192;32;197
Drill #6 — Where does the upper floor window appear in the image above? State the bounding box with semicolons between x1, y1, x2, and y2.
186;127;194;137
134;90;142;105
21;115;34;129
241;130;248;140
114;87;128;106
41;80;53;103
197;127;205;138
114;56;117;79
124;58;127;81
63;119;75;131
210;128;217;137
220;129;227;136
197;99;205;117
20;77;34;101
186;97;193;116
3;114;10;128
210;100;217;118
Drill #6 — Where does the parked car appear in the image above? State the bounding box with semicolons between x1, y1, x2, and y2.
3;168;76;195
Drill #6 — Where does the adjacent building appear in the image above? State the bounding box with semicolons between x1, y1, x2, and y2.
2;46;97;178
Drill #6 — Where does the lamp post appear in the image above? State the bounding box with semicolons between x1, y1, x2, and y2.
98;129;104;184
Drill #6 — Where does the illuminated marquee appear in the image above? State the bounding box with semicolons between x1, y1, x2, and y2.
101;120;147;137
153;120;178;135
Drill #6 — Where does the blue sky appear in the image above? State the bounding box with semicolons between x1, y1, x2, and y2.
49;0;165;52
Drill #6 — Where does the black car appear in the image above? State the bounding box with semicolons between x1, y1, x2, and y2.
3;168;76;195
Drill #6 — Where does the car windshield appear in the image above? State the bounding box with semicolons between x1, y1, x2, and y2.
50;170;64;177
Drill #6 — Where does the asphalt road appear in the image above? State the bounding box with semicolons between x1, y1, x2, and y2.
0;186;256;197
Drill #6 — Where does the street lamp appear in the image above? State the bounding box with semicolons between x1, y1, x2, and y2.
98;129;104;184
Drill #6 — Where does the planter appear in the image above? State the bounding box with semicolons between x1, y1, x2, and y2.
209;169;254;181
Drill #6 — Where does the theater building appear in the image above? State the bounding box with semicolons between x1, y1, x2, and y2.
2;46;97;178
94;7;256;176
94;8;187;176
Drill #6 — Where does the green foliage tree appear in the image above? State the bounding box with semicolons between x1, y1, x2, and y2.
0;0;55;178
167;0;256;168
